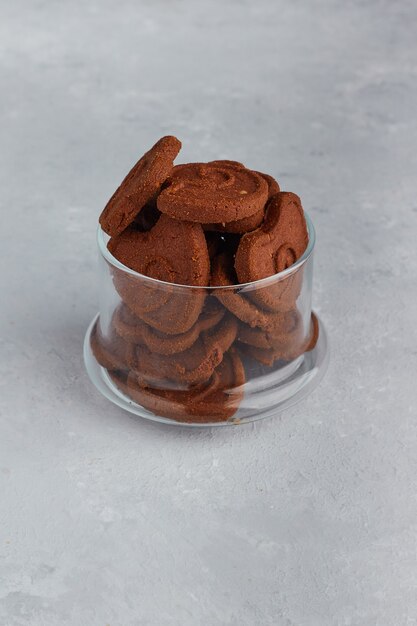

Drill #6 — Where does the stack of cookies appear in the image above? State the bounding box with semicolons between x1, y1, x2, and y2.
91;136;318;423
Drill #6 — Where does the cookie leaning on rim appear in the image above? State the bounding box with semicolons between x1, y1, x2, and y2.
99;135;181;237
202;168;280;234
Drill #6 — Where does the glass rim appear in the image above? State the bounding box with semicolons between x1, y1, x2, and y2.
97;211;315;291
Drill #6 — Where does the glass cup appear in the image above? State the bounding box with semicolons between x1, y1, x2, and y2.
84;214;328;426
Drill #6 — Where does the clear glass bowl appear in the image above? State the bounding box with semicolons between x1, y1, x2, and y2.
84;214;328;427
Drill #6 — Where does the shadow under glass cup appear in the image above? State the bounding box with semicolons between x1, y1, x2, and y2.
84;213;328;426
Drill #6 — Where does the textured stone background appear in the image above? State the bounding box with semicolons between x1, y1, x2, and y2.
1;1;417;624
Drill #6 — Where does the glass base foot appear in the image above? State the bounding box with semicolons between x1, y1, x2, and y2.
83;313;329;428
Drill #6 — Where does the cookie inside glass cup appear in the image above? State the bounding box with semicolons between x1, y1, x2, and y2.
86;135;324;425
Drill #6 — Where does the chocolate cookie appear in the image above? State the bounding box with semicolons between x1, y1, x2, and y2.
99;136;181;237
108;214;210;334
235;192;308;311
202;171;279;234
108;214;209;285
113;298;225;355
125;348;245;423
130;315;238;386
157;161;268;223
235;191;308;281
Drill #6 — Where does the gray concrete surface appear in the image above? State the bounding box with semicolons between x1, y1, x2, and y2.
1;0;417;624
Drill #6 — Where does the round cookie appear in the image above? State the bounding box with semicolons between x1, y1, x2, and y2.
124;349;245;423
90;320;134;372
210;253;296;332
108;214;210;334
113;298;225;355
157;161;268;223
99;135;181;237
130;315;238;386
202;171;279;234
235;192;308;311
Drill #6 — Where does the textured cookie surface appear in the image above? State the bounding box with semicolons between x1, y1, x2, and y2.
235;191;308;282
203;171;279;234
235;191;308;311
108;214;210;334
108;214;209;286
157;161;268;223
99;135;181;236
